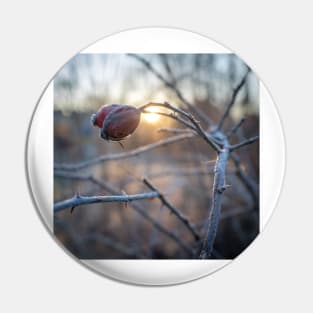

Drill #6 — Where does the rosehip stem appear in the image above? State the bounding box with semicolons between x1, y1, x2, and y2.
139;102;221;152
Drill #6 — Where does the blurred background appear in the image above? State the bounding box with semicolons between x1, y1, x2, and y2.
54;53;259;259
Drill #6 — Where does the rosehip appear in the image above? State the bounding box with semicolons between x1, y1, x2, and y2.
91;104;141;141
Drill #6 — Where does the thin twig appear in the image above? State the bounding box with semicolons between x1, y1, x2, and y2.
54;192;159;212
226;117;246;138
142;109;197;130
159;54;177;86
143;177;200;241
230;153;259;206
230;136;259;151
54;133;195;171
217;68;250;131
158;128;196;135
140;101;221;152
128;53;213;126
150;167;213;178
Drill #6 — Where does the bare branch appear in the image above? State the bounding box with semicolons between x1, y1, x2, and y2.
140;101;221;152
158;127;195;135
230;136;259;151
226;117;246;138
54;172;193;256
159;54;177;86
128;53;213;126
142;109;197;130
150;168;212;179
143;177;200;241
200;143;230;259
217;68;250;131
54;191;159;213
54;133;195;171
230;153;259;206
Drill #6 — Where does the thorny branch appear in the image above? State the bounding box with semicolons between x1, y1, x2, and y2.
197;67;258;258
54;191;160;213
54;171;193;256
139;101;221;152
55;56;259;259
200;140;230;258
143;177;200;241
54;133;195;171
137;98;258;258
230;153;259;206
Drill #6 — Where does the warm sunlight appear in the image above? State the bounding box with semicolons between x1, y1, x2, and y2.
142;107;161;123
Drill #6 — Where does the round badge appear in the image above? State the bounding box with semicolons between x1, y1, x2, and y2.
26;27;285;285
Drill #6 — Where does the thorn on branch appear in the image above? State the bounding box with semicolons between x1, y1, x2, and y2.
121;190;129;208
54;173;193;256
217;184;231;194
54;191;160;213
70;192;81;213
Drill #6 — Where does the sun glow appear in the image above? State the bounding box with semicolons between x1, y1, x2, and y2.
142;107;161;123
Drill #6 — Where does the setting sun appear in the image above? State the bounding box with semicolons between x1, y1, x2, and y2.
142;107;161;123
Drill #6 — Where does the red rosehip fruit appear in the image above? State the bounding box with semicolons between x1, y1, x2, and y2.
91;104;141;141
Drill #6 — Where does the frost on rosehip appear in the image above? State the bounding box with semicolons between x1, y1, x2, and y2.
91;104;141;141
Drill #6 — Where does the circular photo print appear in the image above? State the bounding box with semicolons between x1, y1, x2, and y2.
26;27;285;285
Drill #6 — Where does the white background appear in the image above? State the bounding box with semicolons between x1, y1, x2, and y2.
0;1;311;312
